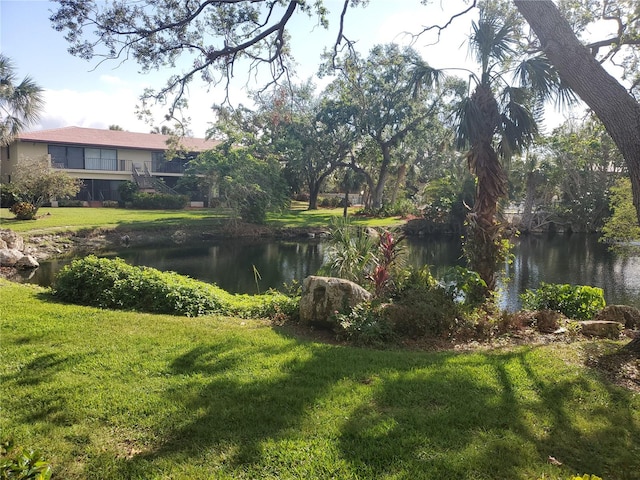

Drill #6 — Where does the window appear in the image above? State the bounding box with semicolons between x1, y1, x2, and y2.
85;148;117;171
48;145;84;169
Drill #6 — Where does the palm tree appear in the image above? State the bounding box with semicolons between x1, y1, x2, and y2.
0;55;44;146
455;8;574;297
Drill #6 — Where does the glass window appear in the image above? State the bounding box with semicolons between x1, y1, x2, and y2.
85;148;117;170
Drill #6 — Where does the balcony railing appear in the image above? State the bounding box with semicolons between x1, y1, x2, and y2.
51;158;188;174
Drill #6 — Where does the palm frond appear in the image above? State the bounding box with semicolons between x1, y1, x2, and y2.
498;87;539;158
515;54;578;109
410;61;444;98
469;10;517;77
454;96;484;150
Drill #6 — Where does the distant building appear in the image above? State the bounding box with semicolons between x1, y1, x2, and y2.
1;126;219;203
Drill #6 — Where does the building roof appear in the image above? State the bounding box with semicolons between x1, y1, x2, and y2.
17;126;219;152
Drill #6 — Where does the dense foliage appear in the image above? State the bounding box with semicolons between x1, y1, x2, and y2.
131;192;188;210
5;156;81;219
521;282;606;320
601;177;640;248
189;141;290;224
0;439;51;480
53;256;297;319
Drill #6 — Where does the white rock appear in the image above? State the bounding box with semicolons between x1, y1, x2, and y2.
0;248;25;266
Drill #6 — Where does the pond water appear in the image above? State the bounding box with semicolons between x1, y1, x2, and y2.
19;233;640;311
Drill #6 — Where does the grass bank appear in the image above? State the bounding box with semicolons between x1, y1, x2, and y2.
0;203;404;237
1;280;638;479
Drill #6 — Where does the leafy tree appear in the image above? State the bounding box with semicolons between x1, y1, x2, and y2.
117;180;139;203
253;83;357;210
0;55;44;146
108;124;124;131
8;156;82;219
189;140;289;224
514;0;640;229
545;117;626;231
326;44;459;210
50;0;640;226
601;177;640;248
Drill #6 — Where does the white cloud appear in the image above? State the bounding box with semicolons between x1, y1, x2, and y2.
30;78;253;138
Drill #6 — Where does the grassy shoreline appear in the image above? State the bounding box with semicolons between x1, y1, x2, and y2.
1;280;638;479
0;203;405;237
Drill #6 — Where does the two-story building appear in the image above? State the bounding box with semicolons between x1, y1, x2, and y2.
1;126;219;203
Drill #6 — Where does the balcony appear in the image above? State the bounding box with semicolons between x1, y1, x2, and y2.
51;158;188;175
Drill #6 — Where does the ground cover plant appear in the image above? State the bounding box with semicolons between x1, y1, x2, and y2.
1;280;638;480
53;255;297;318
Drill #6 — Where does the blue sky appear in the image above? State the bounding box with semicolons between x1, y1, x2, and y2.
1;0;578;138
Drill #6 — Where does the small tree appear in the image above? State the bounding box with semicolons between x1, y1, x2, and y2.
9;156;82;219
601;178;640;251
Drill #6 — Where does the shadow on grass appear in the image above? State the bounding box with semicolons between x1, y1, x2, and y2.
82;338;639;479
1;351;87;427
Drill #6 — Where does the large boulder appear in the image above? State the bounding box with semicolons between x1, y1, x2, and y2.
0;248;24;266
595;305;640;329
15;254;39;269
299;275;372;329
0;230;24;251
580;320;623;339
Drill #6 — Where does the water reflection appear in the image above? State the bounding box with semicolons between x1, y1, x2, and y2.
21;233;640;311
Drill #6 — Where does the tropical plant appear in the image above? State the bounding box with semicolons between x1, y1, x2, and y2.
0;55;44;146
7;156;82;219
520;282;606;320
322;216;377;285
414;6;572;297
601;177;640;251
0;439;52;480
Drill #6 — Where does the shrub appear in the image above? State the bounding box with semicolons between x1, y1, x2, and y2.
118;181;139;203
0;183;17;208
521;282;606;320
0;439;52;480
102;200;119;208
389;267;462;338
131;192;188;210
53;256;298;319
380;199;418;217
57;199;85;207
334;302;395;347
9;201;38;220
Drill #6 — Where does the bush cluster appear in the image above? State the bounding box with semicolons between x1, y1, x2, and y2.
319;196;347;208
57;199;85;207
53;256;297;319
1;439;51;480
9;201;38;220
335;267;464;346
520;282;606;320
131;192;188;210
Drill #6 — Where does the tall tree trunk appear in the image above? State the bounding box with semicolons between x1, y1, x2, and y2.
390;163;407;205
308;181;320;210
465;84;508;295
372;145;392;210
514;0;640;226
521;171;539;232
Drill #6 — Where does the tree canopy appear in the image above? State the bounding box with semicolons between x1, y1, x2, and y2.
0;55;44;146
49;0;640;225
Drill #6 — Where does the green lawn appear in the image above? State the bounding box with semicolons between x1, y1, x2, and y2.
1;280;638;480
0;203;403;236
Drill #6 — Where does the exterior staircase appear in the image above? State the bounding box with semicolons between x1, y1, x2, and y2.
132;163;180;195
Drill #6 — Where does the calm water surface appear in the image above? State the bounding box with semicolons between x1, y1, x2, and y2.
22;233;640;311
